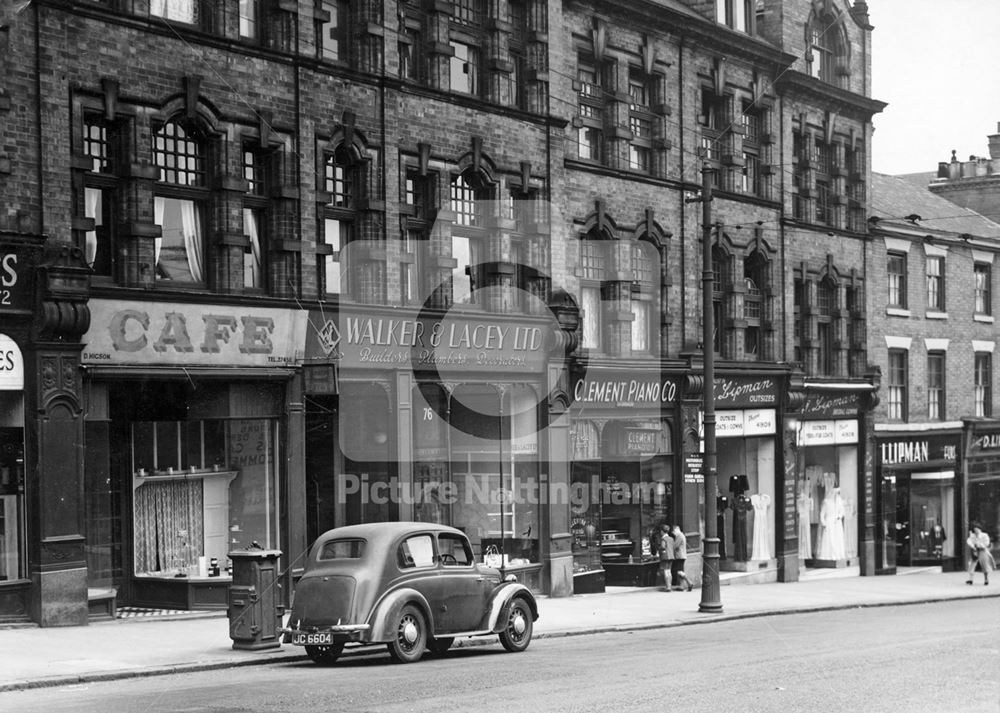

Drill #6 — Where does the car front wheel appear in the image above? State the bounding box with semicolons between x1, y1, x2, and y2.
498;598;533;653
306;641;345;665
387;604;427;664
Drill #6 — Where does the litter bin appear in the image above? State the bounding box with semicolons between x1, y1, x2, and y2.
228;548;284;650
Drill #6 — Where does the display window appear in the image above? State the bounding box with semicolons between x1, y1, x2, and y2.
411;383;541;567
968;470;1000;563
0;394;25;582
717;435;776;563
799;445;858;564
131;417;281;577
905;472;955;562
569;419;673;575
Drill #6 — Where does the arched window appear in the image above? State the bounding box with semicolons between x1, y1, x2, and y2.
579;234;607;350
807;15;847;86
630;241;657;354
743;251;769;359
153;118;207;284
320;144;359;298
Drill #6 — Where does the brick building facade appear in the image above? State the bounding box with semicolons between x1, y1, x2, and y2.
868;172;1000;573
1;0;885;626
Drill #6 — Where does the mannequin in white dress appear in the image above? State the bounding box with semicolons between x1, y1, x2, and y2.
750;492;771;560
797;488;813;560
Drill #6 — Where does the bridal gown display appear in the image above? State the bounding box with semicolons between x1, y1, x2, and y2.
797;490;813;559
750;493;771;560
817;488;847;560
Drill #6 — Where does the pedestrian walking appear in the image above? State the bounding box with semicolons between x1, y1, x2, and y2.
966;523;995;586
658;523;674;591
671;525;694;591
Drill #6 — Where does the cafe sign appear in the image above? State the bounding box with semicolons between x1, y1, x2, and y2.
83;299;307;367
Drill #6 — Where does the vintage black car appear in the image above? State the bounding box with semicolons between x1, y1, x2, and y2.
281;522;539;664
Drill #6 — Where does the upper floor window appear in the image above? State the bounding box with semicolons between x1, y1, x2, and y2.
576;53;606;162
239;0;259;39
807;17;846;86
150;0;200;25
153;119;207;284
927;351;945;421
887;252;907;309
319;145;361;298
450;171;492;306
627;68;656;174
318;0;349;61
743;251;769;360
82;113;123;278
815;278;836;375
630;241;657;354
401;168;437;305
975;353;993;418
450;40;480;95
716;0;754;33
242;145;272;291
579;238;606;350
739;102;763;196
887;349;908;421
974;262;992;315
711;246;729;355
926;256;944;312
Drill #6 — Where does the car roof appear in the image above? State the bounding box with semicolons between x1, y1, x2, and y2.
313;521;467;548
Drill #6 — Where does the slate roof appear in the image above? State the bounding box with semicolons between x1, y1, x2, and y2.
871;172;1000;240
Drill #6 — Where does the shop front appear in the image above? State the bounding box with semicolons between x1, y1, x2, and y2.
711;374;781;582
963;419;1000;567
0;333;27;613
81;298;306;610
873;431;961;574
303;306;555;592
794;392;863;573
567;367;678;593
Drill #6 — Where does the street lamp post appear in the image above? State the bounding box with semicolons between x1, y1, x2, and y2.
698;163;722;613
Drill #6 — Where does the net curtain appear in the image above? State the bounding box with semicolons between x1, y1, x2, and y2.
134;479;205;574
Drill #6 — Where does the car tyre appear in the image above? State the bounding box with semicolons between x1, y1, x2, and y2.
387;604;427;664
306;641;345;665
498;598;533;653
427;636;455;655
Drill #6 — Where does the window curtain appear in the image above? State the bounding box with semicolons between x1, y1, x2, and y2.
84;187;101;267
181;200;203;282
243;208;262;288
154;196;164;267
134;479;205;574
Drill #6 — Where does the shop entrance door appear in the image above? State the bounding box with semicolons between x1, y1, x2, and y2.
876;474;896;574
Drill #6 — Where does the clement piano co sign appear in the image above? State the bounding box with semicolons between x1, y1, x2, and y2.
83;299;306;368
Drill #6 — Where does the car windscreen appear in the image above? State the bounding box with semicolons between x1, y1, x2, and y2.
318;538;366;560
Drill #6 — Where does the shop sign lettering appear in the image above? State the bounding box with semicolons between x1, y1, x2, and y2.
0;333;24;390
307;312;549;372
713;377;777;406
880;440;929;465
801;393;858;418
0;248;33;313
83;299;306;368
971;432;1000;454
574;377;677;406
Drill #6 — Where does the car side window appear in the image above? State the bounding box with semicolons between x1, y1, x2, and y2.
438;534;473;566
399;534;435;569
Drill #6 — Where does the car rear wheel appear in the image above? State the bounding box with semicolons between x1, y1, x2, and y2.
387;604;427;664
306;641;345;665
427;636;454;655
498;598;533;653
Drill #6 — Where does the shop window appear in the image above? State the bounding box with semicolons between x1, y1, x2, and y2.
153;119;208;285
908;473;955;563
131;418;280;578
927;352;945;421
887;252;907;309
926;255;944;312
317;0;349;62
974;262;992;315
717;430;777;565
150;0;201;25
887;349;908;421
975;353;992;418
799;448;859;564
0;396;25;582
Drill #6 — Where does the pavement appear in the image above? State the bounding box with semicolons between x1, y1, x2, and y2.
0;567;995;692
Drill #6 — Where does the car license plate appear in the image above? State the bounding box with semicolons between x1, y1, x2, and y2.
292;632;333;646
